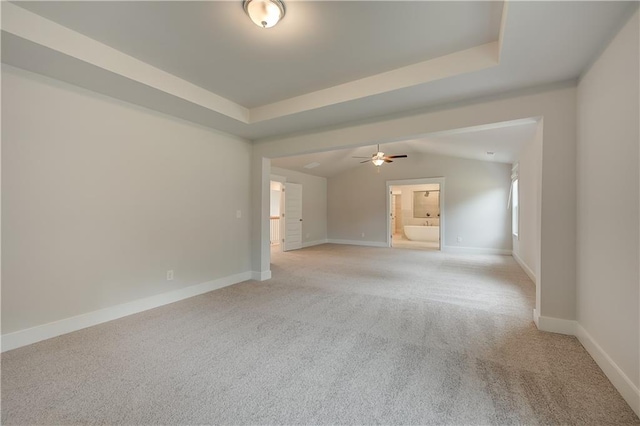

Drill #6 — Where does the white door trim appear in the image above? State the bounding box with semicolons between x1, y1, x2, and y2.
270;174;287;252
270;174;286;184
386;177;445;249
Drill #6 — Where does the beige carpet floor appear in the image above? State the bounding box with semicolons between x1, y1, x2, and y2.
2;244;638;425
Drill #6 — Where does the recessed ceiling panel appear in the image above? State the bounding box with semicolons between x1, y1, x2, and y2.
15;1;503;108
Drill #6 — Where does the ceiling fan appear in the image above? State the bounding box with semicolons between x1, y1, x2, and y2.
353;144;408;171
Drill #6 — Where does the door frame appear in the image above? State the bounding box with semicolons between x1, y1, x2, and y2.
270;174;286;252
386;177;445;249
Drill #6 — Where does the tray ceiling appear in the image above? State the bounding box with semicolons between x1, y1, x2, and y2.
2;1;635;140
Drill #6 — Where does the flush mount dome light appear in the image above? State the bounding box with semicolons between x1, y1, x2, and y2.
243;0;285;28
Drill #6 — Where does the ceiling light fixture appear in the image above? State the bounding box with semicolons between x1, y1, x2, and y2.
372;153;385;167
352;145;408;173
243;0;285;28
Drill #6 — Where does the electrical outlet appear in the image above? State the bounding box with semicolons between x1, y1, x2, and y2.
166;270;174;281
236;210;242;219
361;232;365;238
456;236;463;243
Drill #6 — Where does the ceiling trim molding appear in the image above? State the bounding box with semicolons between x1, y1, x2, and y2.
497;0;510;61
414;117;538;139
251;84;564;160
1;2;250;123
250;41;500;123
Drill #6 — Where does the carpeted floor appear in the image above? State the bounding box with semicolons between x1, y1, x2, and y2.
2;244;638;425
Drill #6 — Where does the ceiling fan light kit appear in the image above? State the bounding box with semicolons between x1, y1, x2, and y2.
243;0;285;28
353;144;408;171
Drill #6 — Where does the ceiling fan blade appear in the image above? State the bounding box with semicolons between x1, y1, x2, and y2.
384;159;393;163
352;156;372;159
386;155;408;159
360;160;371;163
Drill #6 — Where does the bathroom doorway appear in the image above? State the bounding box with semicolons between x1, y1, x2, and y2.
387;178;444;251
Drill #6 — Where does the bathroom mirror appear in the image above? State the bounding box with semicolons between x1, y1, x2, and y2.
413;190;440;218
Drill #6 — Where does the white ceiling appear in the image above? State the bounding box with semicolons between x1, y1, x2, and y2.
14;1;503;108
2;1;636;140
271;120;538;178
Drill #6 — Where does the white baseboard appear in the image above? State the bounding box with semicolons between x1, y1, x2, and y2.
576;324;640;416
442;246;512;255
533;316;639;415
1;271;252;353
251;270;271;281
327;239;388;248
535;314;577;335
512;251;536;282
302;239;328;248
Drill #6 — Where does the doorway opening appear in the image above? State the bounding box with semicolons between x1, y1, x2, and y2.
387;178;444;251
270;180;283;251
270;174;304;253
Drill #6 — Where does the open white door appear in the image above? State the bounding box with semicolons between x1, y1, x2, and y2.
283;182;303;251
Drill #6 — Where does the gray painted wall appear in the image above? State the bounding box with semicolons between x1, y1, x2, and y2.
2;66;252;334
327;153;512;251
577;11;639;389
